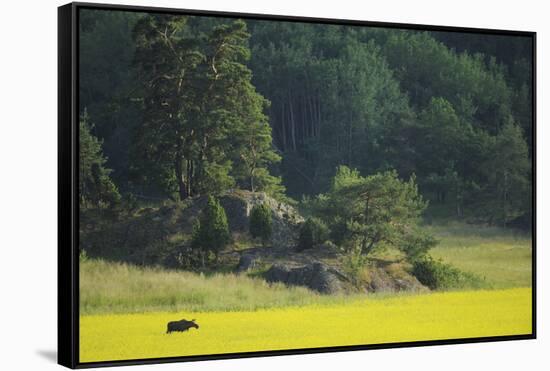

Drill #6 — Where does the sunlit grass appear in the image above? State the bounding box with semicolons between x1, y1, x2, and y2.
425;223;532;288
80;259;347;315
80;288;532;363
81;221;532;314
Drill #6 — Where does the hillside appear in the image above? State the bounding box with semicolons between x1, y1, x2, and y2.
81;190;301;261
80;190;432;294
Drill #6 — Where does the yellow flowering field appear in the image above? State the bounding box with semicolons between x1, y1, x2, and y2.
80;287;531;363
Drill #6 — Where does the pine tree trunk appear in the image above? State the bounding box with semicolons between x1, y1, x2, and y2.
289;90;297;151
186;159;193;197
175;154;187;200
281;101;287;151
317;95;322;138
348;110;353;167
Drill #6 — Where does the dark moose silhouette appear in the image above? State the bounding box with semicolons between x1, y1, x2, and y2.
166;318;199;333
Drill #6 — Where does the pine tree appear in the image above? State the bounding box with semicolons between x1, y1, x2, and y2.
297;217;329;251
191;196;231;264
480;121;530;226
132;16;281;200
249;204;272;246
79;111;121;208
233;118;284;196
314;166;432;258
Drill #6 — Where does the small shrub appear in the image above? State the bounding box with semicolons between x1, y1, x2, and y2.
79;249;89;262
191;196;231;265
322;240;338;251
249;204;272;246
297;217;329;251
398;229;438;262
121;193;139;212
340;247;369;286
411;256;486;290
163;245;202;271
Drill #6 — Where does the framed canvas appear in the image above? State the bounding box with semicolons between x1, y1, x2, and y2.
58;2;536;368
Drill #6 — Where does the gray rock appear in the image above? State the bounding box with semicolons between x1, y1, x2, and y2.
394;277;428;292
219;190;303;248
365;266;428;293
178;190;303;249
265;262;343;294
236;254;258;272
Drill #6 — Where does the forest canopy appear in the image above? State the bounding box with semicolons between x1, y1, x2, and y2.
79;9;533;228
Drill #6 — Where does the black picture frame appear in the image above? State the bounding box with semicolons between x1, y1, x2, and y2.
58;2;537;368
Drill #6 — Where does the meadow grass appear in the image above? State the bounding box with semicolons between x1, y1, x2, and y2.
79;222;533;362
80;222;532;314
425;222;532;288
80;259;346;315
80;287;532;362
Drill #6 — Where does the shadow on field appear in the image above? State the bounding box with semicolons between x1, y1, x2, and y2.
36;349;57;363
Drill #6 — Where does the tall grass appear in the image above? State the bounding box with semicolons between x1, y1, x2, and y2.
80;222;532;314
80;259;353;315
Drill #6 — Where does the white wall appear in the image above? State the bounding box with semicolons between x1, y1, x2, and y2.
0;0;546;370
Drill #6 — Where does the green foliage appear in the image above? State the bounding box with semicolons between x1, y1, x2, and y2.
231;92;285;197
297;217;329;251
191;196;231;264
132;15;283;200
121;193;139;212
297;223;314;252
477;121;531;226
249;204;272;245
79;11;532;233
340;247;369;286
432;31;533;148
411;255;486;290
79;111;121;208
195;161;236;196
416;98;467;176
380;31;512;133
79;249;90;263
312;166;434;259
398;228;439;261
79;10;142;187
249;24;413;196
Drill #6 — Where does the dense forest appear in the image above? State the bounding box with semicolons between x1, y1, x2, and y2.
79;9;532;229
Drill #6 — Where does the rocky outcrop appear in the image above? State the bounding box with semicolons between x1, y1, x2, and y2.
262;259;428;295
179;190;303;249
264;262;345;294
236;254;259;272
81;188;430;296
81;190;303;267
365;265;428;293
223;190;303;248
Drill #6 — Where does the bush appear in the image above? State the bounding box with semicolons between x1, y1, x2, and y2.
163;245;202;271
340;247;369;286
309;167;432;258
411;256;486;290
297;217;330;251
79;249;89;263
121;193;139;212
398;228;438;262
79;113;121;209
191;196;231;265
249;204;272;246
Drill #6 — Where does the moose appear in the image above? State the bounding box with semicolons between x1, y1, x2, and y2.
166;318;199;334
